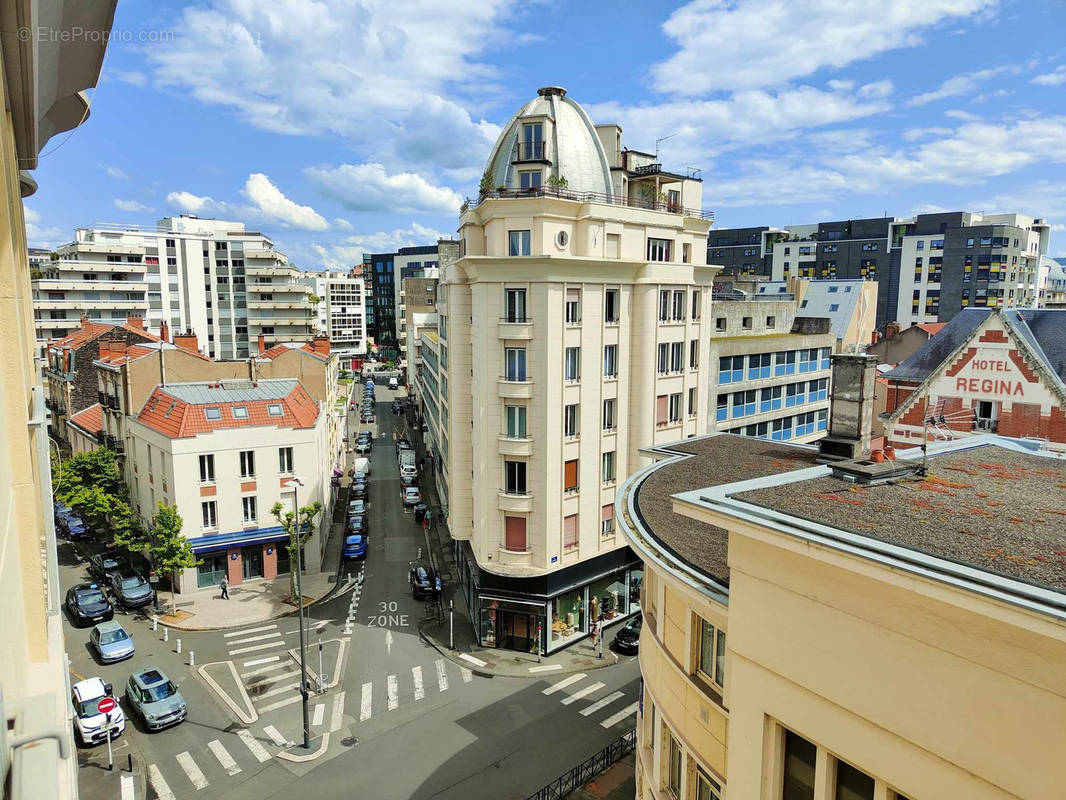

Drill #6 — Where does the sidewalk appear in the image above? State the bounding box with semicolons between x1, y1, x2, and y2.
565;754;635;800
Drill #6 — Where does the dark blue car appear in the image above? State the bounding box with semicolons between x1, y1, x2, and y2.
342;534;367;559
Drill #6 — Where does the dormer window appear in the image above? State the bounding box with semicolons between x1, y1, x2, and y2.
519;170;541;190
521;122;543;160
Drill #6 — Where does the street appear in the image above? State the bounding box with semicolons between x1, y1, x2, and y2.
62;382;639;800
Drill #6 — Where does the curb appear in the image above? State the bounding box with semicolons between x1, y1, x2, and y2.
153;583;340;632
198;661;257;724
277;733;330;763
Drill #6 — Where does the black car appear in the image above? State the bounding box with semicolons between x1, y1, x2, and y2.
88;552;129;583
392;401;402;415
351;480;368;499
348;514;367;535
409;564;440;600
108;570;156;609
611;614;642;655
66;583;114;626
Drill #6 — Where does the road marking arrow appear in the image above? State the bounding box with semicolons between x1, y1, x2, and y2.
385;629;393;655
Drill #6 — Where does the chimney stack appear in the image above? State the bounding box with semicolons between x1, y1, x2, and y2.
257;333;266;356
126;314;144;330
311;334;331;356
818;353;878;463
80;315;90;328
173;329;199;354
160;320;170;343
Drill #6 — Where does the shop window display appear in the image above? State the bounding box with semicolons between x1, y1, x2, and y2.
629;567;643;611
550;589;586;648
589;571;628;627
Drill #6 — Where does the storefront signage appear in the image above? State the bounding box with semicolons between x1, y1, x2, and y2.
947;349;1031;399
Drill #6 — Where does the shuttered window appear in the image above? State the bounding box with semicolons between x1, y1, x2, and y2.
563;514;578;550
504;516;526;551
656;395;668;425
564;459;579;492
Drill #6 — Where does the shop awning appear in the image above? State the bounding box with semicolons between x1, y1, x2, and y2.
188;526;287;554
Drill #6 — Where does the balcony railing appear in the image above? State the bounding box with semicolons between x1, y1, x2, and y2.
500;374;530;383
500;316;530;324
511;140;548;162
465;186;714;221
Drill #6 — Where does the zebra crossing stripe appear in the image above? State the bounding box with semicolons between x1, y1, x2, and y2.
542;673;586;695
412;666;425;700
312;703;325;726
237;729;271;763
263;725;288;747
600;701;640;728
461;667;473;683
224;625;277;638
147;764;176;800
435;659;449;692
175;751;209;790
120;775;135;800
257;695;301;714
580;691;624;717
387;674;399;710
360;682;372;721
242;655;280;668
207;739;242;776
561;681;605;706
227;632;283;646
255;682;298;701
229;640;286;656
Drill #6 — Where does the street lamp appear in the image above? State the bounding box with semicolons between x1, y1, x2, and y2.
284;476;311;749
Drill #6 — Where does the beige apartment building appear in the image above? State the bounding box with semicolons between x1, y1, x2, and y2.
437;86;717;654
0;1;117;796
619;359;1066;799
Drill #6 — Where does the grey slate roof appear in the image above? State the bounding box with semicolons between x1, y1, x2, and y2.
160;379;298;404
883;309;991;382
1003;309;1066;392
760;279;867;341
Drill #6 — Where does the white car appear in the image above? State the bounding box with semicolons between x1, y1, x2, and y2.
402;486;422;506
388;377;399;390
72;677;125;746
399;464;417;478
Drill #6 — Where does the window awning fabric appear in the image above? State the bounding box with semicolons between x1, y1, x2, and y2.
189;525;287;554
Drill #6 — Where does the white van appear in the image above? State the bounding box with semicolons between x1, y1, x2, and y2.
388;376;399;391
353;457;370;479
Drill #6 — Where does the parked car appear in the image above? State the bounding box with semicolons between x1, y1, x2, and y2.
88;552;129;583
90;620;135;663
611;614;642;655
400;463;418;479
125;668;187;731
400;472;417;488
361;411;375;423
397;437;412;452
355;438;372;454
66;583;114;626
388;377;399;390
342;534;368;560
57;512;89;539
409;564;440;600
347;514;367;535
414;503;428;523
348;498;367;516
391;400;402;415
108;570;155;609
353;457;370;479
402;486;422;506
71;677;125;746
351;479;368;499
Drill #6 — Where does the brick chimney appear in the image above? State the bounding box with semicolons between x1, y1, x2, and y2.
818;353;878;463
160;320;170;343
126;314;144;330
80;315;90;328
258;333;266;356
173;330;199;354
311;334;331;356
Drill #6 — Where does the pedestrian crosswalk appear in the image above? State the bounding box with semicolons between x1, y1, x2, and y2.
223;621;304;712
541;674;638;729
356;657;473;722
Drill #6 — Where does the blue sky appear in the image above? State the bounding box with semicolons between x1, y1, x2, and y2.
24;0;1066;266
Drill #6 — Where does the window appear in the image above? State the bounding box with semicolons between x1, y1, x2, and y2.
823;244;838;253
783;730;817;800
508;230;531;256
563;403;579;438
564;347;581;381
966;237;975;247
656;394;669;426
201;501;217;530
670;342;683;372
242;496;257;524
519;170;541;190
565;289;581;324
601;504;615;536
504;460;528;494
748;352;771;379
604;345;618;377
671;290;685;321
689;339;699;369
563;459;579;492
861;242;878;251
668;392;682;423
696;769;722;800
828;303;839;312
278;446;294;474
916;239;925;250
205;406;222;421
240;450;255;479
604;289;619;323
688;387;697;416
232;405;249;419
505;405;527;438
715;317;726;332
657;343;669;374
199;454;215;483
766;315;776;329
798;348;818;373
267;403;283;417
835;761;875;800
601;451;615;483
504;288;526;322
718;355;744;383
504;517;527;551
658;290;670;321
603;399;616;430
698;619;725;687
690;290;701;319
760;385;782;412
732;389;757;418
742;316;752;329
505;348;527;381
647;238;671;262
716;393;728;422
667;733;682;799
563;514;578;551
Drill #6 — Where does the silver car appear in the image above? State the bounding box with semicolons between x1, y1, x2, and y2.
90;621;135;663
126;668;187;731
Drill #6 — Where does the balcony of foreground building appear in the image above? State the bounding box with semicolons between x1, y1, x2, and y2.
33;278;148;291
46;258;147;273
497;434;534;457
247;298;313;310
498;487;534;513
498;316;533;340
496;542;535;569
498;375;534;399
465;185;714;221
510;139;551;165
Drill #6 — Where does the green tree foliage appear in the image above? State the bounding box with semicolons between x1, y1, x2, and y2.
270;499;323;602
53;448;135;540
143;503;196;614
478;166;494;197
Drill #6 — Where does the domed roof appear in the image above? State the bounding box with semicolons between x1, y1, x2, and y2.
483;87;614;198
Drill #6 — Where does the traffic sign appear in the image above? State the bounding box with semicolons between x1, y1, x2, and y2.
97;696;117;714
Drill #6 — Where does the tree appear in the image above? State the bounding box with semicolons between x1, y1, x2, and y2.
53;447;136;542
142;503;197;615
478;166;494;197
270;499;323;603
308;294;321;305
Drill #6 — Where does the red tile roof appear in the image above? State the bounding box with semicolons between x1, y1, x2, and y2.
67;403;103;436
261;343;326;361
135;381;320;439
49;321;161;353
95;343;211;366
916;322;947;337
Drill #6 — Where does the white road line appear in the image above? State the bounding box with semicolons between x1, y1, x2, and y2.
458;652;487;668
147;764;176;800
242;655;280;668
263;725;288;747
254;682;298;701
312;703;325;726
224;625;278;638
387;674;399;711
241;663;297;680
360;682;372;721
435;659;449;692
600;701;640;728
257;694;302;714
237;729;271;763
580;691;624;717
528;663;563;673
461;667;473;683
208;739;242;776
120;774;135;800
561;681;605;705
229;640;287;656
542;673;586;695
227;632;283;646
330;691;346;732
175;751;209;791
412;666;424;701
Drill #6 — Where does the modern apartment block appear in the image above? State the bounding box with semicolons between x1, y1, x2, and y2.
0;2;116;796
301;270;368;368
436;86;716;654
708;212;1051;329
32;215;314;358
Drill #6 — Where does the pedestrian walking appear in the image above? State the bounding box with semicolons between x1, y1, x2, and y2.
219;576;229;600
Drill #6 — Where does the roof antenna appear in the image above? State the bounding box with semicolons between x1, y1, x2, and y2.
654;133;678;162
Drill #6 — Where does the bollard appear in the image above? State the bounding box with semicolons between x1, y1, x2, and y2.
176;637;182;654
152;617;158;632
189;650;195;667
127;753;133;773
163;627;168;643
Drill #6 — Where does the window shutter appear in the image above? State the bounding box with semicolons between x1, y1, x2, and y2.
504;516;526;551
564;459;578;490
601;504;614;522
656;395;668;424
563;514;578;548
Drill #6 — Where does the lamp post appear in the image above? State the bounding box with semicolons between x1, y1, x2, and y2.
286;476;311;749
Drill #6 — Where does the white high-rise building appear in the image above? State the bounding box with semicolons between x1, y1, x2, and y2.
301;270;368;368
32;215;314;358
436;86;717;655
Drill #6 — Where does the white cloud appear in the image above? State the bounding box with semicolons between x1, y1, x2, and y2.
651;0;997;94
907;65;1016;105
104;165;129;180
306;163;462;215
333;218;353;231
310;222;450;269
23;207;66;248
944;109;980;121
145;0;513;173
113;199;153;212
971;181;1066;220
167;175;329;231
1032;66;1066;86
111;70;147;88
901;126;954;141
